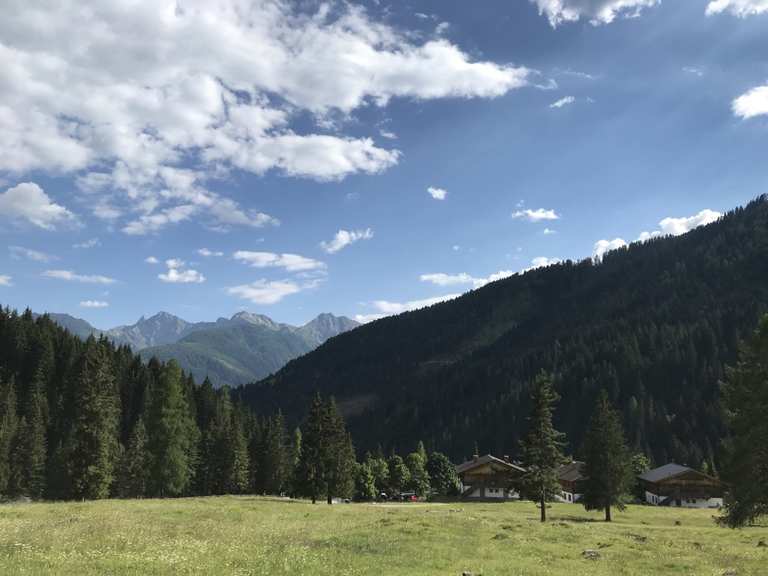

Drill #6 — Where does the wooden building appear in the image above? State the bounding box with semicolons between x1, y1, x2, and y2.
638;463;724;508
556;461;586;503
455;454;526;500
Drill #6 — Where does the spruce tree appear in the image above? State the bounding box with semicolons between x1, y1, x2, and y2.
228;407;250;494
354;462;377;501
297;393;325;503
321;398;355;504
720;315;768;527
519;372;567;522
0;379;19;496
117;417;149;498
15;382;47;498
67;339;120;499
580;390;633;521
147;361;197;497
387;454;411;496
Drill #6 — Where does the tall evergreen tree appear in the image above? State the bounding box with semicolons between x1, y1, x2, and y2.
147;361;197;497
117;417;149;498
720;315;768;527
321;399;356;504
520;372;567;522
14;381;47;498
405;451;431;497
354;461;377;501
297;393;325;503
580;390;633;522
0;379;19;496
67;339;120;499
387;454;411;496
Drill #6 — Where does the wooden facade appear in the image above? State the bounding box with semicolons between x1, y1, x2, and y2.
455;454;526;500
639;463;724;508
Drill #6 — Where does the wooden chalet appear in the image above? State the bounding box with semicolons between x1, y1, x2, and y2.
455;454;526;500
638;463;724;509
556;461;586;503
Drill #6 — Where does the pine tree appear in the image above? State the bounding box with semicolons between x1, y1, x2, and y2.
720;315;768;527
117;417;149;498
228;407;250;494
405;451;431;497
16;382;47;498
321;399;355;504
67;339;120;499
286;427;302;496
519;372;567;522
0;379;19;496
147;361;197;497
426;451;460;497
580;390;633;521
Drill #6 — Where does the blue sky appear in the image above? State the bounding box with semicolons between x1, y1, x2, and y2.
1;0;767;328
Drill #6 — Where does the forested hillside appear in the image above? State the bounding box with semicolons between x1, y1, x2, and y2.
238;197;768;469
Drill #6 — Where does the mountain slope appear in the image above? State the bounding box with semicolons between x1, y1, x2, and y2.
237;197;768;467
140;313;358;387
104;312;204;349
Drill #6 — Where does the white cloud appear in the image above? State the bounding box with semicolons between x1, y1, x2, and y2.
639;209;722;240
532;0;660;27
732;85;768;119
73;238;100;249
80;300;109;308
543;228;557;235
2;1;530;234
9;246;57;263
227;279;302;305
682;66;705;77
521;257;561;272
158;258;206;284
706;0;768;17
379;129;398;140
198;248;224;257
233;251;326;272
420;273;477;286
374;294;461;315
145;256;159;264
593;238;628;260
0;182;75;230
42;269;116;284
321;229;374;254
427;186;448;200
550;96;575;109
0;275;12;287
512;208;560;222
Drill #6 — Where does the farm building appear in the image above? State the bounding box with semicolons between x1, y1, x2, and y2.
455;454;525;500
556;461;586;503
638;463;724;508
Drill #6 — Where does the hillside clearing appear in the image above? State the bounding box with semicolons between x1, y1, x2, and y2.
0;497;765;575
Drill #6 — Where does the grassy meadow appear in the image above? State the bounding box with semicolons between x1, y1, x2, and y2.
0;496;765;575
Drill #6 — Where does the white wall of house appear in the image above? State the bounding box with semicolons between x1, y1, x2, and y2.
462;485;519;499
556;490;582;504
645;490;723;508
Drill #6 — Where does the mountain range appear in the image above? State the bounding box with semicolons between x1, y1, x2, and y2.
40;310;358;388
236;197;768;467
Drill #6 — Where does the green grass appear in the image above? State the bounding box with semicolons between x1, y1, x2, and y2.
0;497;765;575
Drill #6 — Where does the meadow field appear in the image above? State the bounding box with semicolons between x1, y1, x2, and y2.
0;496;765;575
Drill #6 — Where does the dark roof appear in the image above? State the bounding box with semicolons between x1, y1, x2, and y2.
455;454;526;474
638;463;691;483
557;461;585;482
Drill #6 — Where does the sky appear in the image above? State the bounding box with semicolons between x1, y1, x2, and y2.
1;0;767;328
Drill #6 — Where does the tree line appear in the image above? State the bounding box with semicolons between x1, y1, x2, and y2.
0;308;459;503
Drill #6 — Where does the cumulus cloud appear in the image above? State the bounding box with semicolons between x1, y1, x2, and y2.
0;275;12;287
550;96;575;109
706;0;768;17
80;300;109;308
9;246;57;263
593;238;628;260
512;208;560;222
427;186;448;200
639;209;722;240
233;251;326;272
732;85;768;119
0;182;75;230
73;238;100;249
42;269;116;284
145;256;159;264
2;1;530;234
158;258;205;283
227;279;302;305
198;248;224;257
532;0;660;27
320;229;374;254
356;293;461;322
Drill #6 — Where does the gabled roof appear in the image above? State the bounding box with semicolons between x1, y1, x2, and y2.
638;463;692;483
557;461;585;482
455;454;526;474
